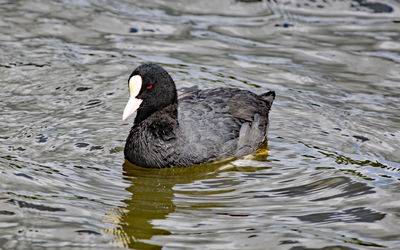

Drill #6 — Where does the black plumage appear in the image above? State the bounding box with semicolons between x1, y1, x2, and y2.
124;64;275;168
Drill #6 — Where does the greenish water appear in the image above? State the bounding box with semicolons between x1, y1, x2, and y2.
0;0;400;249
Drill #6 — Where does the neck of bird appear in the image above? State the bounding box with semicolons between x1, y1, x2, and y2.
134;100;178;125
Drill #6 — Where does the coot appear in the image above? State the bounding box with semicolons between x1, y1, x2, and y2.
123;64;275;168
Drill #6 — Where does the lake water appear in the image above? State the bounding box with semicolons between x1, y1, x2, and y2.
1;0;399;249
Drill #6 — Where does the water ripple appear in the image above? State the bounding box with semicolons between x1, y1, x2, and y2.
1;0;400;249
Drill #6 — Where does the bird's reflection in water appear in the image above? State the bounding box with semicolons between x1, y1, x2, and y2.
108;141;269;249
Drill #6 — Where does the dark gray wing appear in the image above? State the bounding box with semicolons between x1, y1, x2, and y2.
177;88;271;163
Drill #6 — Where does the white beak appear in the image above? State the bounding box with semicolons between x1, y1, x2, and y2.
122;75;143;120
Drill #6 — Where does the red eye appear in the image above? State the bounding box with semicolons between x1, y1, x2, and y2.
147;84;152;89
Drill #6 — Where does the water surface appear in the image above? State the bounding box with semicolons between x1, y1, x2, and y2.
1;0;400;249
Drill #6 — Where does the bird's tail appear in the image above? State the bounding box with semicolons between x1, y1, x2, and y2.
259;91;275;107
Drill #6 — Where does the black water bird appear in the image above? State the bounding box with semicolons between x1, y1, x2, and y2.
123;64;275;168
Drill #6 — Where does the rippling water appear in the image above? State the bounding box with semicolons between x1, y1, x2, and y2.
1;0;400;249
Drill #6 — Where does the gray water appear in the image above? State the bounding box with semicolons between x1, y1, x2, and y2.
1;0;400;249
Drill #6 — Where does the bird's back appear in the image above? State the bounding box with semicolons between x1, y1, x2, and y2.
176;88;274;164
